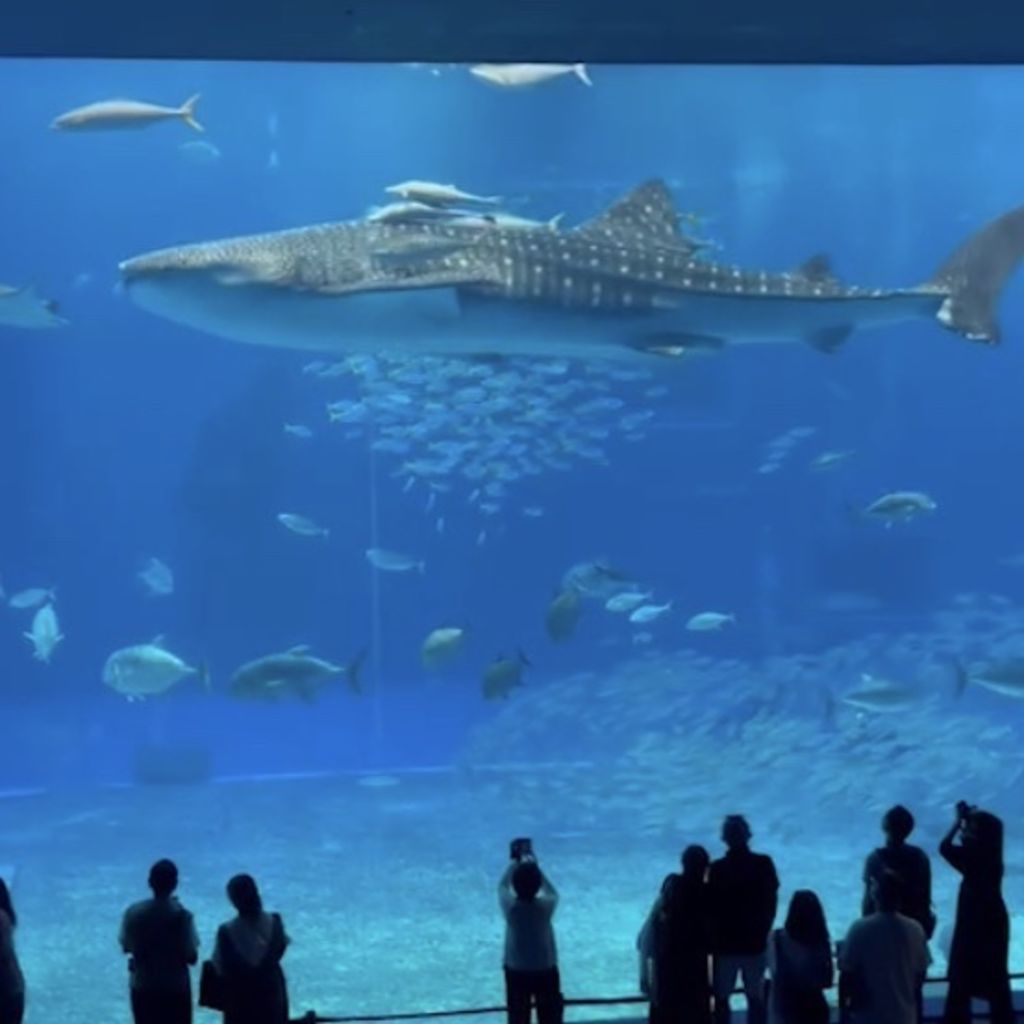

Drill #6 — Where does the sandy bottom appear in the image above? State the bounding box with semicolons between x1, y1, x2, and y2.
0;772;1021;1024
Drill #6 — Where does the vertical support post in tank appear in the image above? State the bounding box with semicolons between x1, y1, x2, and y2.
367;439;385;752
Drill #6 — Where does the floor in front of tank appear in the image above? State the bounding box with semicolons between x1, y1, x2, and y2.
1;773;1022;1024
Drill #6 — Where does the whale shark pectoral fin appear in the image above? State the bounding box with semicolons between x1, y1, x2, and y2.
806;325;853;353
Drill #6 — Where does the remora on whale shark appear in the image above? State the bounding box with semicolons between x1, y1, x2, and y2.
119;179;1024;359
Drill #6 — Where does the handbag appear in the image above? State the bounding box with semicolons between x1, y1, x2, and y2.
199;959;226;1011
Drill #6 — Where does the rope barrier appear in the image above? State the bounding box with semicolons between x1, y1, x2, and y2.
291;972;1024;1024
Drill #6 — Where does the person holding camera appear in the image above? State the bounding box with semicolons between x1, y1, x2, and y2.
939;802;1012;1024
498;839;563;1024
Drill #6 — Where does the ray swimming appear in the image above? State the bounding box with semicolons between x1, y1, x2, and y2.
118;180;1024;359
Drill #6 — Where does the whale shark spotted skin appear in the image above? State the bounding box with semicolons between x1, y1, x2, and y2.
119;179;1024;360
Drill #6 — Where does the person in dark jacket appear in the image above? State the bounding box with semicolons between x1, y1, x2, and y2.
0;878;25;1024
862;805;935;939
639;845;712;1024
767;890;832;1024
940;802;1012;1024
708;816;779;1024
211;874;290;1024
119;859;199;1024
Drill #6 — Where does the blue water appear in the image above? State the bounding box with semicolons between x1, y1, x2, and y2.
2;60;1024;1021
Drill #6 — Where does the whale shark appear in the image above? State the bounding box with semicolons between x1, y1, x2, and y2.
119;179;1024;360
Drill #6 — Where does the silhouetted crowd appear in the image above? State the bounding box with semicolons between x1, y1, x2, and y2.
0;800;1015;1024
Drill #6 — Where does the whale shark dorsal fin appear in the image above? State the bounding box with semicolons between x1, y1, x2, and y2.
573;179;694;251
797;253;837;284
288;644;311;655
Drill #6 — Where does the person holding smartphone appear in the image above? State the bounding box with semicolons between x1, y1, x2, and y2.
498;839;563;1024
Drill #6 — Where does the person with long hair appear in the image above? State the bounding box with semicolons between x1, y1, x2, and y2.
640;845;712;1024
0;879;25;1024
767;890;832;1024
211;874;290;1024
940;802;1013;1024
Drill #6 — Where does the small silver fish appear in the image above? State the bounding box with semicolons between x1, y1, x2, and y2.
629;602;672;624
365;548;424;573
277;513;329;538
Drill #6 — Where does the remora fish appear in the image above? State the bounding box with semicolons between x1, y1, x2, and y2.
118;179;1024;359
51;95;203;132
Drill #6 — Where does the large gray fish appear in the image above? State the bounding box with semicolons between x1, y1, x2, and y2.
118;179;1024;360
229;646;366;702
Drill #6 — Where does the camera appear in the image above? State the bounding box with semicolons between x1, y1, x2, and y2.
510;837;533;861
956;801;977;821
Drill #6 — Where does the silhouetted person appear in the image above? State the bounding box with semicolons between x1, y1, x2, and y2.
940;803;1013;1024
708;815;779;1024
839;870;929;1024
768;890;832;1024
211;874;290;1024
638;845;712;1024
119;859;199;1024
499;844;562;1024
862;806;935;939
0;879;25;1024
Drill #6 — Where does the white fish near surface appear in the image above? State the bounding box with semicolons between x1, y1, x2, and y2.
686;611;736;631
103;640;207;700
384;180;501;207
469;63;592;88
0;284;67;329
629;601;672;624
283;423;314;439
366;547;425;573
8;587;56;610
51;94;203;132
277;513;329;537
24;604;62;663
137;557;174;597
604;591;652;613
